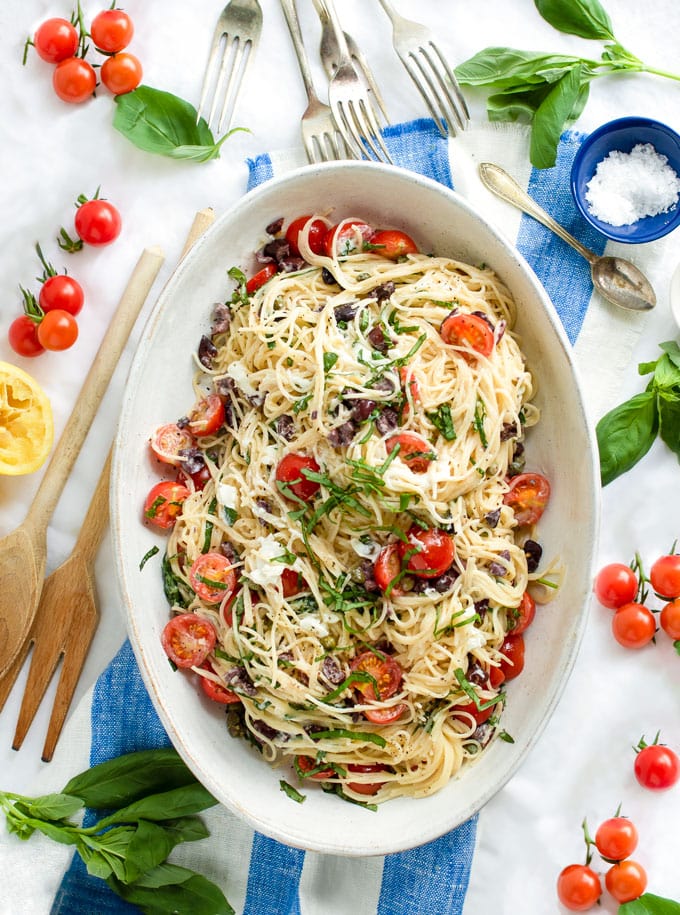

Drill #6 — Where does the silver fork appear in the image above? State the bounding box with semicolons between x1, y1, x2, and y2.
377;0;469;137
319;0;393;165
311;0;389;125
196;0;263;134
280;0;348;163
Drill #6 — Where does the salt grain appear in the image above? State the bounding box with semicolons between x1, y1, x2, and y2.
585;142;680;226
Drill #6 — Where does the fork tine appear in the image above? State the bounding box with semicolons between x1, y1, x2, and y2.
0;638;32;715
209;35;252;133
429;42;470;127
196;27;225;124
404;47;465;136
344;34;389;125
355;100;393;163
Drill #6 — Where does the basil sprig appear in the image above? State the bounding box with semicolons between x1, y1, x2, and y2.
113;86;243;162
455;0;680;168
597;342;680;486
1;748;233;914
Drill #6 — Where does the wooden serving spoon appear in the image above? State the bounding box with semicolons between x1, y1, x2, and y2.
0;246;165;679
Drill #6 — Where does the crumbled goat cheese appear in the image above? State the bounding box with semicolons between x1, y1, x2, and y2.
227;359;259;399
585;142;680;226
247;534;285;586
217;482;238;511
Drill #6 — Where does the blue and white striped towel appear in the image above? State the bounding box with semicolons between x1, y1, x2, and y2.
50;118;652;914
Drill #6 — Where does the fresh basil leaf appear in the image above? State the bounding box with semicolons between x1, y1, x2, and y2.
534;0;614;40
113;86;239;162
596;390;659;486
79;825;137;880
487;84;553;122
62;748;199;809
619;894;680;915
658;391;680;458
107;871;235;915
161;815;210;844
22;793;84;821
530;65;584;168
97;782;217;828
660;340;680;369
124;820;178;883
456;48;586;88
653;353;680;390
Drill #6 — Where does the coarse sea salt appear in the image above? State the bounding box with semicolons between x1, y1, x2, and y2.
585;142;680;227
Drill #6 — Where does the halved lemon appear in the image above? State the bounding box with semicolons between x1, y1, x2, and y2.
0;361;54;475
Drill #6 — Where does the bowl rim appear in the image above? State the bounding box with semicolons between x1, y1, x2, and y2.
570;115;680;243
111;159;601;854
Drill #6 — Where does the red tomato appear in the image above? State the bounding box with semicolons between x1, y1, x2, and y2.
440;312;494;357
150;423;196;465
101;52;142;95
363;703;408;724
488;665;506;689
611;602;655;649
37;309;78;351
374;543;403;594
508;591;536;635
385;432;435;473
347;763;389;795
39;274;84;316
285;215;327;256
398;365;419;403
498;633;525;681
594;816;638;862
634;741;680;790
605;860;647;904
503;472;551;526
556;864;602;911
189;552;237;604
350;650;402;701
52;57;96;104
90;9;135;52
198;664;240;704
281;567;305;597
594;562;638;609
75;198;122;246
399;527;455;579
161;613;216;669
246;263;277;295
296;755;335;780
368;229;418;260
143;481;190;529
660;598;680;640
453;700;494;726
8;316;44;357
188;394;225;437
650;553;680;598
33;18;78;63
324;220;374;258
276;453;321;502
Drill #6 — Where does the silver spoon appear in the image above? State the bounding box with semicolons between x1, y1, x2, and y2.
478;163;656;312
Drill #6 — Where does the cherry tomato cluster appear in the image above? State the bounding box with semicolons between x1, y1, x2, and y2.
7;192;121;357
594;549;680;650
26;5;142;103
557;811;648;910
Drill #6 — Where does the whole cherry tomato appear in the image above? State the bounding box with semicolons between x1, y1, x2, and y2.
39;274;84;316
650;553;680;598
605;860;647;904
368;229;418;260
33;18;78;63
75;197;122;246
285;215;327;256
8;316;44;357
593;562;638;609
498;633;525;681
53;57;96;104
556;864;602;911
594;816;638;861
90;9;134;52
611;602;655;649
101;52;142;95
660;598;680;640
634;738;680;790
507;591;536;635
37;309;78;351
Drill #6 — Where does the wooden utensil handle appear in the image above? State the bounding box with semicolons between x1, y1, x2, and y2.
26;247;164;534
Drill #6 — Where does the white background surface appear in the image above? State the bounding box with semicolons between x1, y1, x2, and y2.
1;0;680;912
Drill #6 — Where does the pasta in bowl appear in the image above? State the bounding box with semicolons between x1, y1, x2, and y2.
112;162;598;854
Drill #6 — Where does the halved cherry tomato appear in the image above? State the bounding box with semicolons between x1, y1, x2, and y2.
198;663;241;704
557;864;602;911
281;567;305;597
488;665;506;689
611;602;656;649
52;57;97;104
101;52;143;95
275;452;321;501
143;481;190;529
33;18;79;63
285;216;327;256
150;423;196;465
453;700;495;726
498;633;525;680
189;552;237;604
503;472;551;526
507;591;536;635
350;650;402;701
324;220;374;258
347;763;390;795
368;229;418;260
660;598;680;640
188;394;225;437
399;365;420;403
399;527;455;579
385;432;436;473
161;613;216;668
594;562;638;609
39;274;84;316
90;8;134;52
440;312;494;358
605;860;647;904
374;543;403;594
363;703;408;724
296;755;335;780
246;263;277;294
650;554;680;598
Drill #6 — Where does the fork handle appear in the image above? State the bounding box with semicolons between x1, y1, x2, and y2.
316;0;352;63
72;448;112;565
279;0;318;101
376;0;400;24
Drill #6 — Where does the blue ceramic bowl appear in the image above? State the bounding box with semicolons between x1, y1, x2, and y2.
571;116;680;243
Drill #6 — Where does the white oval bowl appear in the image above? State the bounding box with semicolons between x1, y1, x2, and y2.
112;161;600;856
